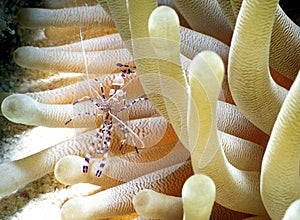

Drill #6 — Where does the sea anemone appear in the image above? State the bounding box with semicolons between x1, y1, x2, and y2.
0;0;299;219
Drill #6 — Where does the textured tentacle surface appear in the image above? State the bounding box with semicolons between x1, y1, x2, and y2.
46;33;125;52
3;0;299;219
106;0;132;51
269;6;300;80
18;5;114;28
0;115;179;198
228;0;287;134
216;101;269;147
260;71;300;219
14;47;132;74
173;0;232;45
127;0;170;122
148;6;190;149
25;74;144;104
229;0;300;80
60;161;193;220
189;51;266;215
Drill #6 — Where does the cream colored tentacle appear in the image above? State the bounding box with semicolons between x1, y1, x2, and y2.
106;0;132;51
230;0;300;80
46;33;125;52
189;51;266;215
0;116;177;197
216;0;236;29
216;101;269;147
179;27;229;64
18;5;114;28
260;71;300;219
60;161;193;220
173;0;232;45
148;6;190;149
133;189;183;220
1;94;157;128
228;0;287;134
127;0;170;121
14;47;132;74
269;6;300;80
182;174;216;220
25;74;143;104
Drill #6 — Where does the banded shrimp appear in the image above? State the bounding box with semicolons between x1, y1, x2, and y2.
65;62;151;177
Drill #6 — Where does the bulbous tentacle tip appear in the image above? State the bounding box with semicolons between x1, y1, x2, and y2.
182;174;216;219
191;50;225;87
148;5;180;38
13;46;38;69
133;189;183;219
17;8;49;28
54;155;87;185
132;189;152;211
1;94;38;124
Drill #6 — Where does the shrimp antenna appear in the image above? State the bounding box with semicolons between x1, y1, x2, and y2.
78;23;100;98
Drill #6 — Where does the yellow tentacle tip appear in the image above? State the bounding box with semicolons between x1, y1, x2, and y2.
190;50;225;88
148;5;179;40
182;174;216;220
